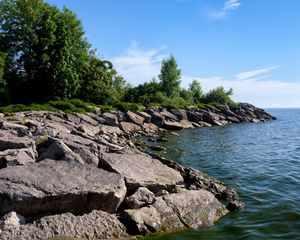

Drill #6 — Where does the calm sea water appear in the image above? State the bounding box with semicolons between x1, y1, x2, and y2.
145;109;300;240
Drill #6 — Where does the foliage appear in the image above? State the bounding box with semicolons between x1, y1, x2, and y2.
202;86;234;105
159;55;181;98
189;79;203;103
0;52;9;106
0;0;90;102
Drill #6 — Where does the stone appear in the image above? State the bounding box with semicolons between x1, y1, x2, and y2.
126;111;145;126
163;120;184;130
38;139;84;164
136;111;152;123
179;120;194;129
0;160;126;216
169;109;188;120
76;124;100;136
0;121;30;137
99;151;184;193
102;112;119;126
160;111;178;121
76;113;99;126
0;212;26;231
122;190;228;234
125;187;155;209
119;122;142;133
142;123;158;132
162;190;228;229
0;210;128;240
0;148;35;169
147;110;165;127
0;131;36;152
187;111;203;122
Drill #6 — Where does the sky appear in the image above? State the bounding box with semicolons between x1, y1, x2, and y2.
45;0;300;108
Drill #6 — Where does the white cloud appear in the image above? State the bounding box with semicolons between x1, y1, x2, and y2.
234;65;280;81
182;75;300;108
112;43;300;108
207;0;241;20
111;40;167;85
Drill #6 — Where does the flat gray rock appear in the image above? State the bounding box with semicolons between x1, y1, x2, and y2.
0;160;126;216
99;152;184;193
0;210;129;240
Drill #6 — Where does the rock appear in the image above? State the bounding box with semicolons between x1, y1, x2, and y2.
136;111;152;123
147;110;165;127
122;190;228;234
197;121;212;127
76;113;99;126
99;151;184;193
186;168;241;206
0;160;126;216
163;120;183;130
226;200;245;212
187;111;203;122
148;145;166;151
179;120;194;129
76;124;100;136
119;122;142;133
0;148;35;169
102;112;119;126
0;121;30;137
125;187;155;209
142;123;158;132
122;197;184;234
126;111;145;126
0;210;128;240
160;111;178;121
155;189;169;197
0;212;26;231
0;131;36;152
169;109;188;120
38;139;84;164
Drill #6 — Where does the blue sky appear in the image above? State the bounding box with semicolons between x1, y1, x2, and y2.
45;0;300;108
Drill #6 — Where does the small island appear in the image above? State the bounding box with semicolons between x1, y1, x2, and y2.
0;0;277;239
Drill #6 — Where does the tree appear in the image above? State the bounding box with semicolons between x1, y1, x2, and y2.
189;79;203;103
202;86;234;105
0;0;90;102
159;55;181;98
0;52;9;106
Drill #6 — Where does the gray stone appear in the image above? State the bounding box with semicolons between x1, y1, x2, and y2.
125;187;155;209
122;190;228;234
169;109;188;120
136;111;152;123
0;131;36;152
163;120;183;130
102;112;119;126
119;122;142;133
0;160;126;216
0;212;26;232
0;148;35;169
0;210;128;240
160;111;178;121
99;151;184;192
126;111;145;126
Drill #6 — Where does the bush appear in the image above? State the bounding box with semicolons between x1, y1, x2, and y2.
113;101;144;112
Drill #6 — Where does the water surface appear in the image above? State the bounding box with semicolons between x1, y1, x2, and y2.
146;109;300;240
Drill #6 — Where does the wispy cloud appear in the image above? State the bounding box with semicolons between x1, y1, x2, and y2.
207;0;241;20
111;40;167;85
234;65;280;81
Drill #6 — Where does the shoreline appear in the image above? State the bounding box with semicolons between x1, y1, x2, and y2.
0;103;275;239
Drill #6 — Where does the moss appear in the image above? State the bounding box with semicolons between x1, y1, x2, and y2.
34;135;49;148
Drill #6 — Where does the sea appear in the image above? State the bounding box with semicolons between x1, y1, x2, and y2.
145;109;300;240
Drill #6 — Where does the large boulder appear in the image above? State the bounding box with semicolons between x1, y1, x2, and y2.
0;131;36;152
0;210;128;240
163;120;184;130
0;160;127;216
169;109;188;120
122;190;228;234
99;151;184;192
119;122;142;133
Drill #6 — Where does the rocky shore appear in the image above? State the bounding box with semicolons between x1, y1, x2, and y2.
0;103;275;239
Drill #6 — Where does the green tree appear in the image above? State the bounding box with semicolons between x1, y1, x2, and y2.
0;0;90;102
159;55;181;98
189;79;203;103
202;86;234;105
0;52;9;106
